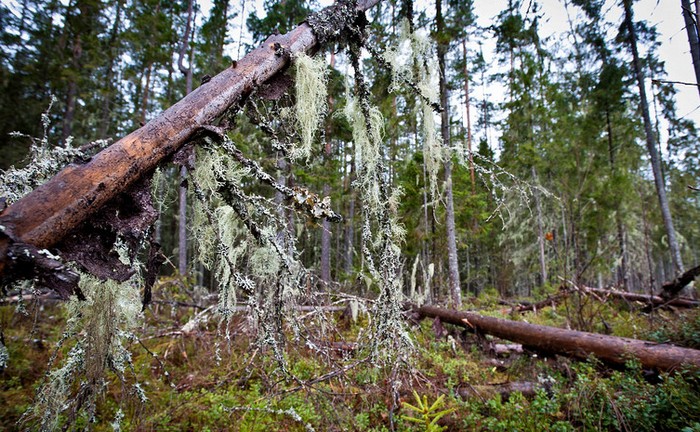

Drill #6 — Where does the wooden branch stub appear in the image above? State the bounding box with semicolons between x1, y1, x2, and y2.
661;264;700;297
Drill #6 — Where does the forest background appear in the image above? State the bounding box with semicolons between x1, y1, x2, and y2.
1;0;699;300
1;0;700;430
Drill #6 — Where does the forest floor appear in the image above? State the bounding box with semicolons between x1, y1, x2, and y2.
2;286;700;431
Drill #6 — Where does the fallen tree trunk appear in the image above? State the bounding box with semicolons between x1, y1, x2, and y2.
411;304;700;372
506;286;698;313
582;286;699;308
0;0;379;281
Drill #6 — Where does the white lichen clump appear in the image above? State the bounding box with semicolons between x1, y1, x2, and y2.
342;75;412;361
383;19;445;202
292;52;328;161
29;273;142;430
1;97;86;204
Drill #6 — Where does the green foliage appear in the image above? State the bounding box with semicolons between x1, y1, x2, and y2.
401;391;454;432
646;310;700;349
565;360;700;431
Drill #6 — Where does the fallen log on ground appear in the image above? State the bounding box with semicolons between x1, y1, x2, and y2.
506;285;698;313
0;0;380;288
582;286;699;308
410;304;700;372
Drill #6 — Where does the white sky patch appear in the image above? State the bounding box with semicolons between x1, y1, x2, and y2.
474;0;699;124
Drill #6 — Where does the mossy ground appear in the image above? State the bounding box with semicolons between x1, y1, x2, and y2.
2;289;700;431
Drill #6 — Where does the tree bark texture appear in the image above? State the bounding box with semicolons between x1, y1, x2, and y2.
411;303;700;371
0;0;381;278
682;0;700;98
436;0;461;307
623;0;685;280
177;0;195;276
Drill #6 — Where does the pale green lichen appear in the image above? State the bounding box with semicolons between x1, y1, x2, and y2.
343;85;384;216
27;274;142;430
292;52;328;161
382;18;445;201
0;338;8;370
191;145;246;269
342;65;412;362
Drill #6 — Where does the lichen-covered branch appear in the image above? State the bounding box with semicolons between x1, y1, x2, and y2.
0;0;381;287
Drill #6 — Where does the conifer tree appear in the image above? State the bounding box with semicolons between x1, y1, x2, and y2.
622;0;685;282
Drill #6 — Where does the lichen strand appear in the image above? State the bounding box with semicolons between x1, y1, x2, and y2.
27;274;142;430
346;47;412;361
189;138;308;370
292;52;328;161
382;18;443;202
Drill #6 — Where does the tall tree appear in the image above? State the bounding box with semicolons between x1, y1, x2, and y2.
622;0;685;280
177;0;195;276
435;0;461;306
682;0;700;98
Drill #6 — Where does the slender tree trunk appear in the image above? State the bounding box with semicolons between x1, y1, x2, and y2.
436;0;461;307
140;63;152;125
62;33;82;142
177;0;195;276
606;110;629;290
99;0;124;139
462;39;475;194
682;0;700;98
321;53;335;283
624;0;684;284
532;167;547;287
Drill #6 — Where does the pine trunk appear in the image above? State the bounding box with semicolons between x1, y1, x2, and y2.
623;0;685;285
177;0;195;276
436;0;461;307
682;0;700;98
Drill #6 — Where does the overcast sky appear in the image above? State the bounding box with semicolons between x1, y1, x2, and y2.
473;0;699;123
230;0;699;132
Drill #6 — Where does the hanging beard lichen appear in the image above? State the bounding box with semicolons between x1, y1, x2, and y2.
344;50;413;362
382;18;444;203
188;135;310;370
291;52;328;161
26;273;142;431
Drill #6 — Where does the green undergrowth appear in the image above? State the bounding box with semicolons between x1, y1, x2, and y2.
1;290;699;431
